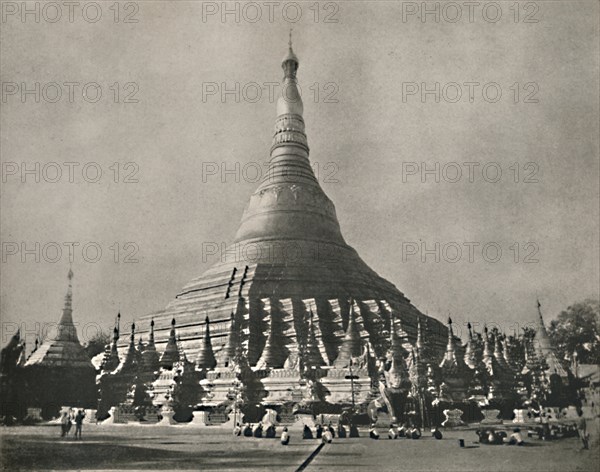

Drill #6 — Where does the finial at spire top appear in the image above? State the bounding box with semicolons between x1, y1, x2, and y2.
281;30;299;69
67;266;74;281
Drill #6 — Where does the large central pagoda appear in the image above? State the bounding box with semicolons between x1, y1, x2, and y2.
131;39;448;408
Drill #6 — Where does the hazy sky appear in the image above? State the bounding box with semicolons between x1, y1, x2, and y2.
1;1;598;347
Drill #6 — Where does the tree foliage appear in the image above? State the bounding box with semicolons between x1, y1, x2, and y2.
548;299;600;365
84;331;111;359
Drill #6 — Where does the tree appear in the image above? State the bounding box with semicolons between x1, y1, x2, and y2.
548;299;600;365
84;331;111;359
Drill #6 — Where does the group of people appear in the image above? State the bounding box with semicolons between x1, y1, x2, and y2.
59;409;85;439
233;422;292;445
232;421;360;445
475;428;525;446
521;407;588;449
232;420;445;444
384;423;440;440
302;423;339;442
233;422;277;439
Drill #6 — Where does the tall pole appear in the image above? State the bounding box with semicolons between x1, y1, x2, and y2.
349;358;356;412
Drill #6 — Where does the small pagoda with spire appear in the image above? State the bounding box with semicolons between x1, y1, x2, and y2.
100;313;121;374
436;317;472;403
140;319;160;383
534;300;568;379
22;268;96;417
196;317;217;371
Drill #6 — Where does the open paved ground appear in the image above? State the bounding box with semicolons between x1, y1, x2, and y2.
1;421;599;472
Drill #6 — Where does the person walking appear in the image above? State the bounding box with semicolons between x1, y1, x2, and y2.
74;410;85;440
60;412;69;438
576;409;589;450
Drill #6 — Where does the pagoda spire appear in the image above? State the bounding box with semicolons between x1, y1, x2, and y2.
233;34;345;247
140;319;160;382
334;304;362;368
121;322;138;371
303;310;326;369
56;267;79;342
257;314;286;369
533;299;567;377
218;312;238;369
482;326;493;363
270;32;308;154
196;316;217;370
492;328;510;370
159;318;180;369
148;319;155;347
101;313;121;373
385;314;410;390
464;322;480;369
439;317;459;368
501;334;515;369
137;337;145;353
416;317;424;352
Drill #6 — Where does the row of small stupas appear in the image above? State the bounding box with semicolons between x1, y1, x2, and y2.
94;297;571;420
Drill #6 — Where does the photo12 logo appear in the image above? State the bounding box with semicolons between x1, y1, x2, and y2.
401;241;540;263
401;2;540;24
201;2;340;24
1;82;140;104
1;242;140;264
401;82;539;104
401;162;539;184
201;82;339;104
2;162;140;184
1;2;140;24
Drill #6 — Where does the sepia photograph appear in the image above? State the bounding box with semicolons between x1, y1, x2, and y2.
0;1;599;470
